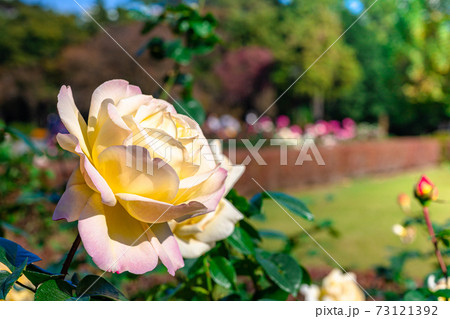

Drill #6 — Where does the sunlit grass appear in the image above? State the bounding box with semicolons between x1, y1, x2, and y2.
253;163;450;279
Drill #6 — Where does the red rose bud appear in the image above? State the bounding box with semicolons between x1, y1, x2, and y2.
414;175;438;205
397;193;411;213
431;187;439;201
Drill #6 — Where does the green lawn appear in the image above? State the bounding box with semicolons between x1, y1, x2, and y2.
252;164;450;279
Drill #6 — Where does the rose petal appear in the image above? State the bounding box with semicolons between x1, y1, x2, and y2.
57;86;90;157
179;165;221;189
53;165;94;222
145;223;184;275
78;194;158;275
97;145;180;201
116;94;154;117
56;133;78;154
91;103;132;163
224;164;245;195
175;237;214;259
76;143;117;206
174;167;227;214
88;80;141;144
56;133;116;206
123;121;187;175
116;193;207;224
140;112;178;139
195;199;244;243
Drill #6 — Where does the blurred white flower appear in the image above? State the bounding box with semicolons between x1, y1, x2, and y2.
392;224;416;244
301;269;365;301
427;275;450;301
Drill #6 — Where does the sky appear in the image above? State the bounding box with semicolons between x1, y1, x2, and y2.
21;0;129;13
21;0;365;15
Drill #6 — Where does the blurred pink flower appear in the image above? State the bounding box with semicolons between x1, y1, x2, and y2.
257;116;275;133
314;121;328;136
342;118;356;128
290;125;302;135
276;115;290;129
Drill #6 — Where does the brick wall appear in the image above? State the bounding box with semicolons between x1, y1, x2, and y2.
229;138;441;195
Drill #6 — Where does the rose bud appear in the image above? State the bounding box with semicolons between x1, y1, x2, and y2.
414;175;438;206
397;193;411;213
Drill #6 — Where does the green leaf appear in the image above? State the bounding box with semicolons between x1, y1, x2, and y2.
226;189;250;213
23;264;59;287
0;247;14;271
255;250;303;295
175;98;206;125
147;37;165;60
141;15;163;34
191;286;209;296
190;20;213;37
0;238;41;271
190;44;216;55
76;275;127;301
35;279;73;301
164;39;192;65
0;271;10;282
264;192;314;221
175;73;194;91
434;289;450;299
0;258;28;300
227;227;255;255
250;193;264;212
185;256;206;280
300;266;312;285
71;273;80;286
65;296;90;301
3;126;43;155
436;229;450;247
209;257;237;290
403;290;425;301
239;220;261;242
259;229;289;242
258;286;289;301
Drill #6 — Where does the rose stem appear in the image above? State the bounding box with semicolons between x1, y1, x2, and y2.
423;206;448;281
60;232;81;279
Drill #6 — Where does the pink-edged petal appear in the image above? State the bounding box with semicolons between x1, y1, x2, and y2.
57;86;90;157
146;223;184;275
78;194;158;275
179;165;220;189
116;193;207;224
196;199;244;243
175;237;214;259
174;167;227;214
96;145;179;201
88;80;141;143
75;144;117;206
56;133;116;206
53;165;94;222
56;133;78;153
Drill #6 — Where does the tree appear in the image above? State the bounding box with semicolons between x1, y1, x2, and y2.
0;0;89;124
330;0;449;134
395;0;449;106
217;0;361;120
